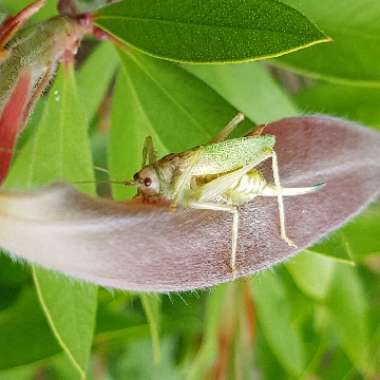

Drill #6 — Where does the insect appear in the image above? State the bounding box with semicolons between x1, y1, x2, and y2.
125;113;324;276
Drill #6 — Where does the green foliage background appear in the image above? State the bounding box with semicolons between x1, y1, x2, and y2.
0;0;379;379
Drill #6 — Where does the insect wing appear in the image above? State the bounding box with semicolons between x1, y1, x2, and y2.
192;135;275;176
196;150;273;202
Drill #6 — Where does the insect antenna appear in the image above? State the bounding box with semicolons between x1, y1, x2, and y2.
72;179;135;186
70;165;136;186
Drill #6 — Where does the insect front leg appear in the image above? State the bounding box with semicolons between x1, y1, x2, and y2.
171;147;203;207
271;150;297;248
210;112;245;143
141;136;156;167
187;201;239;276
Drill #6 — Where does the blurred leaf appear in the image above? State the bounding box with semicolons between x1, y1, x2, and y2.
1;0;57;23
77;41;119;123
1;117;380;291
5;65;97;379
318;347;357;380
0;12;7;23
0;287;61;369
313;204;380;262
0;365;37;380
0;253;29;286
140;294;161;363
276;0;380;86
326;265;371;375
255;328;288;380
74;0;112;13
48;354;84;380
286;250;335;300
94;0;328;63
109;48;255;200
183;62;298;124
111;339;178;380
296;83;380;129
187;285;227;380
32;271;96;379
252;271;305;376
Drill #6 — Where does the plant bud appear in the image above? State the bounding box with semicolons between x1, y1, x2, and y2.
0;11;92;182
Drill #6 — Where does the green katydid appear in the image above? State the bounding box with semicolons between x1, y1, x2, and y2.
123;113;324;275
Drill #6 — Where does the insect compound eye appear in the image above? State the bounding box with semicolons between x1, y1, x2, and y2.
144;177;152;187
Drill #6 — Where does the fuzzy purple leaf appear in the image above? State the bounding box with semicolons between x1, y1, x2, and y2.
0;116;379;292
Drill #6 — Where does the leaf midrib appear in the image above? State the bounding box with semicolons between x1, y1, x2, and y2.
97;15;321;38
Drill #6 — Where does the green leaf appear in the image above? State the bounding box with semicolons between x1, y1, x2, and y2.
325;265;372;375
252;271;305;377
140;294;161;364
183;62;298;124
0;12;7;24
112;339;179;380
1;0;57;23
286;250;336;300
5;65;97;379
296;82;380;130
186;285;227;380
0;287;61;370
255;329;289;380
276;0;380;86
0;366;37;380
94;0;328;63
32;270;96;379
77;41;119;123
6;66;96;190
0;253;29;286
313;204;380;262
48;354;84;380
109;48;255;200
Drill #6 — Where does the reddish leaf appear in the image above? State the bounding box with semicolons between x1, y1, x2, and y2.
0;71;32;182
0;116;379;292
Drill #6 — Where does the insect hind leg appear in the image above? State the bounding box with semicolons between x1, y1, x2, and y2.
141;136;156;167
210;112;245;143
187;201;239;278
271;151;297;248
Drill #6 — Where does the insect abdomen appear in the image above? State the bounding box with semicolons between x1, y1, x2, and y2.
225;169;267;205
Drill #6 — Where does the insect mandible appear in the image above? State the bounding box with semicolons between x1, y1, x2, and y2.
124;113;324;276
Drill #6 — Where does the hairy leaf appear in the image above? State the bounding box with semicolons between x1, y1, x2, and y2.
0;116;379;292
94;0;328;63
